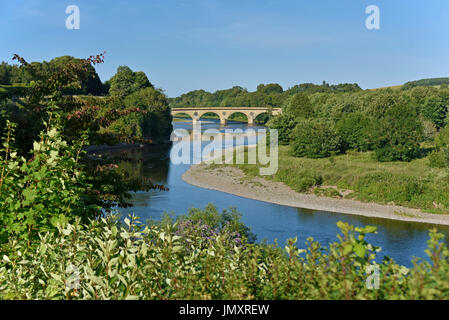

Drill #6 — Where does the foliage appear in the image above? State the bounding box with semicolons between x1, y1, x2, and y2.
336;113;374;152
422;95;448;129
0;53;172;225
266;113;297;145
0;119;95;244
402;77;449;90
427;150;447;168
372;104;423;162
103;87;172;142
160;203;256;245
291;120;343;158
283;93;314;119
169;81;360;109
2;213;449;300
108;66;152;97
0;56;104;95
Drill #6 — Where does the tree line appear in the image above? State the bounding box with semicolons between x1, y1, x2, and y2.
168;81;362;108
0;55;173;148
268;85;449;164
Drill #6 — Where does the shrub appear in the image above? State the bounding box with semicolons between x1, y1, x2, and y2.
290;120;343;158
2;215;449;300
435;126;449;151
284;93;314;119
267;114;297;145
422;96;448;129
0;120;94;244
428;150;447;168
373;104;423;162
106;87;172;142
336;112;374;152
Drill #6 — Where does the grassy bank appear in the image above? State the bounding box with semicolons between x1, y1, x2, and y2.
222;145;449;214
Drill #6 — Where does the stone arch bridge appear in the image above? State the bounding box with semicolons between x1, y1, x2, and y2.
171;107;281;125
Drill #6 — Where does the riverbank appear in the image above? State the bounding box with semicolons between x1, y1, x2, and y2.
182;163;449;226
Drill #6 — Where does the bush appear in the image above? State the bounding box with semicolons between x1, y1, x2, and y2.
336;113;374;152
428;150;447;168
3;215;449;299
290;120;343;158
373;104;423;162
284;93;314;119
162;203;257;244
435;126;449;150
266;114;297;145
0;120;94;244
422;96;448;129
105;87;172;142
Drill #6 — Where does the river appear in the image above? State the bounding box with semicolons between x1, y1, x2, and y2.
110;119;449;267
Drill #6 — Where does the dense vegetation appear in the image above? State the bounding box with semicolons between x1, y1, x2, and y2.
169;81;362;109
402;77;449;91
267;84;449;162
2;203;449;299
3;54;449;299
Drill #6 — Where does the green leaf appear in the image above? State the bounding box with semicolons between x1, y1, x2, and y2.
343;244;352;255
354;243;366;258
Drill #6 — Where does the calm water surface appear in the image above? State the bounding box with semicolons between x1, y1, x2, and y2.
112;120;449;267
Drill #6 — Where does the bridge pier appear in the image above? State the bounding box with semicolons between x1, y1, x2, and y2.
220;117;227;126
247;112;255;125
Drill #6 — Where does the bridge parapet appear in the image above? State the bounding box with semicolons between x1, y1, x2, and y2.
171;107;281;125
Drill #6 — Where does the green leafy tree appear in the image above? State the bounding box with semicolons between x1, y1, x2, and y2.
373;104;423;162
291;119;342;158
109;66;153;97
284;93;314;119
267;114;297;145
0;62;11;84
107;87;172;142
422;95;447;129
336;112;374;152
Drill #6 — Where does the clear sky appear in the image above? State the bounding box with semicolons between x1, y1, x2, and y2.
1;0;449;97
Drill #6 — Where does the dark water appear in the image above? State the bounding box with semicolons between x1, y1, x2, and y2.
111;120;449;267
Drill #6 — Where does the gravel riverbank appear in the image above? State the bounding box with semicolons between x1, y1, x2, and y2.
182;164;449;226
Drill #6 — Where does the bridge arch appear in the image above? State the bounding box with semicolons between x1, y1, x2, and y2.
227;111;249;123
170;107;282;126
172;111;193;120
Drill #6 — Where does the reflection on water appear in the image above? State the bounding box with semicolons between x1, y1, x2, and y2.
113;119;449;267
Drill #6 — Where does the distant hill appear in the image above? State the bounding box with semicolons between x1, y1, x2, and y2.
402;78;449;90
368;85;403;91
369;78;449;91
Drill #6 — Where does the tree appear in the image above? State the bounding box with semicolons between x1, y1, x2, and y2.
336;113;374;152
49;56;104;95
0;62;10;85
109;66;153;97
107;87;172;141
267;114;297;145
290;120;342;158
373;104;423;162
256;83;283;95
284;93;314;119
422;95;447;129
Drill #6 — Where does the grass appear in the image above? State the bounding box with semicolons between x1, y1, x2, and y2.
221;145;449;214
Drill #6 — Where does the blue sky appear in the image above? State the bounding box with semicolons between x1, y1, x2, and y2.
1;0;449;97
